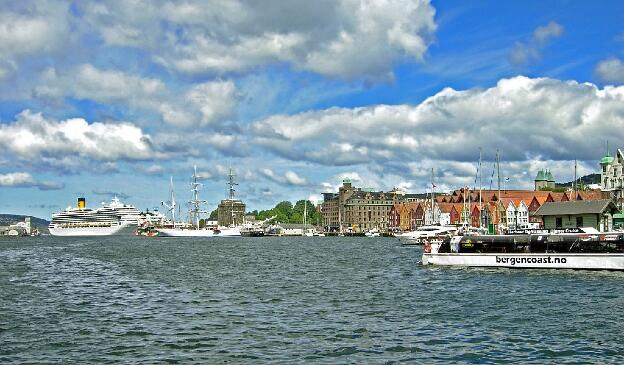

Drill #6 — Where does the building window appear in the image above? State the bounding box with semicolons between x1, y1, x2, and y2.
556;217;563;228
576;216;583;227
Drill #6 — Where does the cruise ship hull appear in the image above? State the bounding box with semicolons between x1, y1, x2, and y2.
156;227;242;237
422;252;624;270
49;223;135;237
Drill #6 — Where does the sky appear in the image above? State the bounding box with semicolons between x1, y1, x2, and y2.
1;0;624;218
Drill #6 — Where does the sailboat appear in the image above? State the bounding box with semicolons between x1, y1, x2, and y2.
156;166;241;237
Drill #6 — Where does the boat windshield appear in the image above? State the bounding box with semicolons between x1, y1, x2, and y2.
438;234;624;254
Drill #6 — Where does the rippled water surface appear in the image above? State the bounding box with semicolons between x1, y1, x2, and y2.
1;236;624;364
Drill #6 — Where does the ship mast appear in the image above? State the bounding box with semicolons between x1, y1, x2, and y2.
189;165;206;229
227;168;238;226
162;176;177;225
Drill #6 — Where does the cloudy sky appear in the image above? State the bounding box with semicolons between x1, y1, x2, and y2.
1;0;624;218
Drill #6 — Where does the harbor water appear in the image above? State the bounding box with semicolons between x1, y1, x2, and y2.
1;236;624;364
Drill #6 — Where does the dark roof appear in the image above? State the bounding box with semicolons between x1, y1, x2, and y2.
534;199;617;216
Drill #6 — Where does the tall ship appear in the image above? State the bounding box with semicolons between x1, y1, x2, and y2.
49;197;139;236
155;166;241;237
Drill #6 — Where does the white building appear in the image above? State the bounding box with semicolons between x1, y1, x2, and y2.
424;203;443;226
504;200;529;229
600;148;624;210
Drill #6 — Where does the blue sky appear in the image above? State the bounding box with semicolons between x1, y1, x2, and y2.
1;0;624;218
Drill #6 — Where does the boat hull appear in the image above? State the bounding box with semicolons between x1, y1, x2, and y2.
156;228;242;237
422;252;624;270
49;223;134;237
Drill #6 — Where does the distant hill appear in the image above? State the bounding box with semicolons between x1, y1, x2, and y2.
556;173;601;188
0;214;50;234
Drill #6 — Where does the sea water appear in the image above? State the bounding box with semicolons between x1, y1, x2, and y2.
1;236;623;363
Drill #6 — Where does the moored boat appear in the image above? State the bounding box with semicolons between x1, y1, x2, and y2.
397;225;458;245
154;167;242;238
49;197;137;236
422;231;624;270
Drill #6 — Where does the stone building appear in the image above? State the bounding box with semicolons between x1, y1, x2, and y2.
217;168;246;226
534;169;555;190
321;180;423;233
600;148;624;210
217;199;246;226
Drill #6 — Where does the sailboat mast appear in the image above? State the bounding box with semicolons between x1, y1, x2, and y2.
431;168;435;224
574;159;578;199
304;199;307;236
496;149;501;230
479;147;483;228
170;176;176;224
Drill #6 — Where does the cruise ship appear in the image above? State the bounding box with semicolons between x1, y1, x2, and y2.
49;197;140;236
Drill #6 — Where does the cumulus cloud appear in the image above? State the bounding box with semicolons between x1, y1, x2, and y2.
259;168;308;186
35;65;238;127
0;172;64;190
595;57;624;84
510;21;563;67
0;110;159;169
78;0;437;80
253;75;624;175
0;1;70;79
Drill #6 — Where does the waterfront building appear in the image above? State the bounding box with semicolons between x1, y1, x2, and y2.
217;199;246;226
217;169;246;226
322;180;424;233
534;169;556;190
534;199;618;232
600;149;624;210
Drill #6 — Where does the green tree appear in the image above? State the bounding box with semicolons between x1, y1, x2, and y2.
209;209;218;219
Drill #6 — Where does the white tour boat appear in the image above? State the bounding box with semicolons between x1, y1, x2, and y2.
397;225;458;245
422;230;624;270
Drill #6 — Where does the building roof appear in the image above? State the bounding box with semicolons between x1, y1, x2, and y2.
534;199;617;216
535;169;546;181
600;152;614;165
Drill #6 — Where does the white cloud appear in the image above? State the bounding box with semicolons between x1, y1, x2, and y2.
0;172;63;190
185;80;238;127
510;21;563;67
260;168;308;186
253;76;624;173
0;110;159;168
533;21;564;44
79;0;437;80
596;57;624;84
35;65;238;127
0;1;70;79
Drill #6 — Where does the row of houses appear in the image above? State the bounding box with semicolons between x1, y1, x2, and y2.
389;188;614;232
